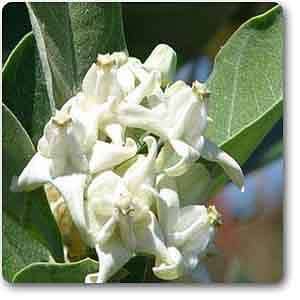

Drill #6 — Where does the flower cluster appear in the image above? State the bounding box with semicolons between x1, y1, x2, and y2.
11;44;244;283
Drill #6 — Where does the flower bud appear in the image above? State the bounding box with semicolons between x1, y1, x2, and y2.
144;44;177;87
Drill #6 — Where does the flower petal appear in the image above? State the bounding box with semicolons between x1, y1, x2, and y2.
82;63;98;100
38;109;90;176
127;57;149;83
119;213;136;251
176;205;208;232
144;44;177;87
117;64;136;94
163;139;200;177
156;175;180;237
125;71;160;105
164;80;187;98
104;123;125;145
170;205;210;250
85;236;132;283
201;138;244;191
51;174;88;240
98;68;124;104
95;214;118;246
123;136;157;192
164;82;198;140
180;226;214;263
82;61;123;104
171;205;214;264
89;138;137;174
10;153;52;192
183;101;208;149
153;247;184;280
87;171;122;217
69;97;100;150
117;102;167;139
134;211;169;260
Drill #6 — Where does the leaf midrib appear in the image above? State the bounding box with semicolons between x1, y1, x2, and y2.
26;3;82;107
208;6;282;147
220;97;282;149
226;32;252;138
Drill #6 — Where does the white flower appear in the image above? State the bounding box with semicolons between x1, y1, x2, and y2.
84;137;173;283
10;44;245;284
117;80;244;190
153;175;220;280
10;107;137;239
64;53;126;145
10;109;90;238
67;49;165;144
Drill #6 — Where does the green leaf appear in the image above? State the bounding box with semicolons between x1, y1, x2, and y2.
13;258;130;283
13;258;98;283
2;32;52;145
2;213;50;282
201;6;283;197
207;102;282;195
2;104;64;269
27;2;127;107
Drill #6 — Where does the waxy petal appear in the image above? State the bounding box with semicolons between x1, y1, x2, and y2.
10;153;52;192
68;99;100;150
117;102;167;139
156;175;215;276
183;101;208;149
119;213;136;251
125;71;160;105
95;214;118;246
89;138;137;174
164;139;200;177
85;237;132;283
52;174;88;240
87;171;122;217
117;64;136;94
171;205;209;247
144;44;177;87
127;57;149;83
134;211;169;260
180;226;214;264
164;82;197;140
82;61;123;105
104;123;125;145
82;63;98;101
153;247;184;280
201;138;245;191
156;175;180;237
123;136;158;192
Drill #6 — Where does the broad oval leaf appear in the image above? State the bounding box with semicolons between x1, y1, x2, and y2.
2;32;53;145
13;258;98;283
2;213;50;282
27;2;127;107
206;5;283;146
12;258;129;283
2;104;64;270
199;6;283;198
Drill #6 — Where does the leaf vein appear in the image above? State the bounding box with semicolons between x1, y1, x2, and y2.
227;34;251;137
